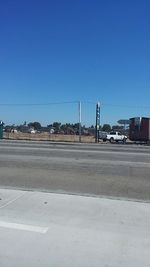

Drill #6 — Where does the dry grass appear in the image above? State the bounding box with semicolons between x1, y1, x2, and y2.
3;132;95;143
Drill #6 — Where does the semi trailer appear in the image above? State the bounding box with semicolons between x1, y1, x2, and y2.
129;117;150;142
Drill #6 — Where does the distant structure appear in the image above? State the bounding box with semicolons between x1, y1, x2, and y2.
129;117;150;142
118;119;130;130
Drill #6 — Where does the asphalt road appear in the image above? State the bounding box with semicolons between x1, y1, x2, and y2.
0;140;150;201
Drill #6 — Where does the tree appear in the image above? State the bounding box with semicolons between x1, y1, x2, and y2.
28;122;41;131
52;122;61;130
102;124;111;132
112;125;124;131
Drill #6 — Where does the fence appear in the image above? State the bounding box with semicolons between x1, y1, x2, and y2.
1;100;150;142
1;101;96;142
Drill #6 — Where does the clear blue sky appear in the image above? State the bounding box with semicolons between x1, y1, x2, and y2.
0;0;150;126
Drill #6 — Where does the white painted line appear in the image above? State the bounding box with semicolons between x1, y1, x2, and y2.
0;221;48;234
0;192;26;210
0;154;149;167
1;145;150;156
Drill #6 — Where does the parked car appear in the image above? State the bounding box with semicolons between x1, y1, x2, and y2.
103;131;127;143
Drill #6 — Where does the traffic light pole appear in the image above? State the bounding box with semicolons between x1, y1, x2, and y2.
95;102;100;143
79;101;82;143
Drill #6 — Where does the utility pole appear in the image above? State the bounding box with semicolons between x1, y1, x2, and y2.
78;101;82;143
95;102;100;143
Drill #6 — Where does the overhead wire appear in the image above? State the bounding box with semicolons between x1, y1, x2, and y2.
0;100;150;109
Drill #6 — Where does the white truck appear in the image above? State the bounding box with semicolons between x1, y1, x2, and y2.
103;131;127;143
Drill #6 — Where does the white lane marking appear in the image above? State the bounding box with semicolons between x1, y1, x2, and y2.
0;221;48;234
0;192;26;210
0;145;150;156
0;154;150;167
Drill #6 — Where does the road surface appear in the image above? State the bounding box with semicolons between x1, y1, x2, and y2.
0;140;150;267
1;188;150;267
0;140;150;201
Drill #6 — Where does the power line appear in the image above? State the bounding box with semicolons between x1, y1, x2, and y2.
82;101;96;105
0;100;150;109
0;101;78;106
101;103;150;109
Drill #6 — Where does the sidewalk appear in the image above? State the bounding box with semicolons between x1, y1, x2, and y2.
0;188;149;267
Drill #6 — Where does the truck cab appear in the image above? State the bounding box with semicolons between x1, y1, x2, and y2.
103;131;127;143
